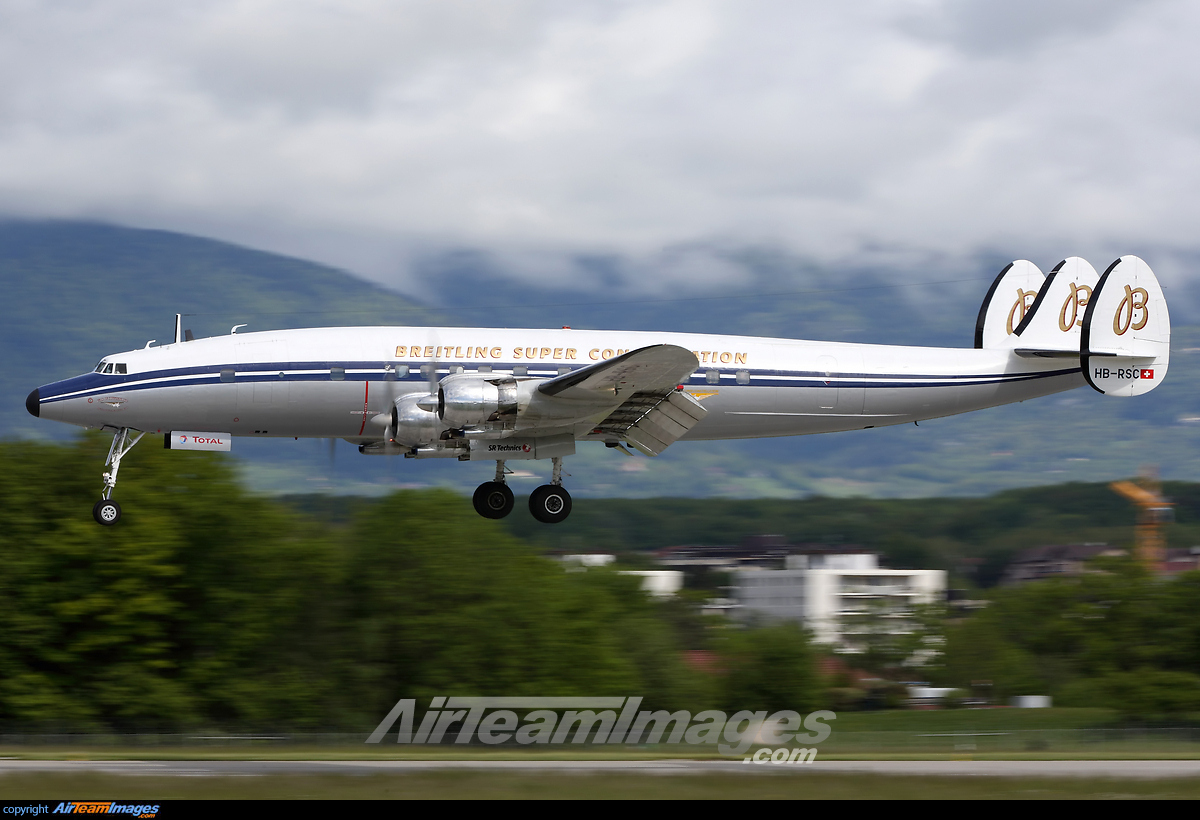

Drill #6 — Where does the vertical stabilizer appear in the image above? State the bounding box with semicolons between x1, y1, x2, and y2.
1012;257;1098;354
1081;256;1170;396
974;260;1045;349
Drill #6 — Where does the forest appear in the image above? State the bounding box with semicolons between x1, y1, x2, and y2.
2;434;1198;732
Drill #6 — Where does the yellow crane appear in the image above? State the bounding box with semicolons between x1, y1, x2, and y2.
1110;474;1174;571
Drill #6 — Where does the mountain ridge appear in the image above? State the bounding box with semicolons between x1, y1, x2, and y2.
6;220;1197;499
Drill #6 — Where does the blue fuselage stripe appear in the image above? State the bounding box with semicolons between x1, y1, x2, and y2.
38;362;1083;404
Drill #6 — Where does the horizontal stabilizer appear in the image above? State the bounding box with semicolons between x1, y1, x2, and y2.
975;260;1045;349
1012;257;1098;355
1081;256;1170;396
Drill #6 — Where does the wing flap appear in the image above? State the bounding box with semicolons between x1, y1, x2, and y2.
626;426;671;457
595;388;708;456
653;395;704;428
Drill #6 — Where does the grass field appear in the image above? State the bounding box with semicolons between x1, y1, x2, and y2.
3;772;1200;799
3;709;1198;762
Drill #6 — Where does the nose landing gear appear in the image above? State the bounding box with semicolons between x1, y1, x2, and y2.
93;498;121;525
92;427;144;526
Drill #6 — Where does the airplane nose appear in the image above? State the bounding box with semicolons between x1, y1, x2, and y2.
26;388;39;417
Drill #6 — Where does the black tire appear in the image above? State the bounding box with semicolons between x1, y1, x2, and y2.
473;481;515;519
529;484;572;524
93;499;121;526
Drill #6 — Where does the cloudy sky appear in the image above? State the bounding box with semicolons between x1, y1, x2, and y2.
1;0;1197;294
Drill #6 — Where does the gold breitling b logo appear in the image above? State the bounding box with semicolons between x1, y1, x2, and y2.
1114;285;1150;335
1006;288;1038;335
1058;283;1092;332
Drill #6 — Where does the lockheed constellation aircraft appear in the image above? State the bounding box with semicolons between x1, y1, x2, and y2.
27;255;1169;525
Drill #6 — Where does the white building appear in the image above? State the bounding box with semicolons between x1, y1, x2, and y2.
733;551;945;649
559;553;616;567
556;555;682;598
618;570;683;597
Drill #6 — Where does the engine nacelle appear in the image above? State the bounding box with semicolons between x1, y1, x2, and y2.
438;373;518;429
390;394;443;446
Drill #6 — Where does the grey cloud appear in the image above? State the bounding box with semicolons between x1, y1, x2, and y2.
900;0;1152;56
0;1;1197;296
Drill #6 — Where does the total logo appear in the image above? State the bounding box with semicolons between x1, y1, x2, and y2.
186;436;226;445
168;431;232;452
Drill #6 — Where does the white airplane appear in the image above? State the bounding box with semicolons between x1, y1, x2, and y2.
27;255;1169;526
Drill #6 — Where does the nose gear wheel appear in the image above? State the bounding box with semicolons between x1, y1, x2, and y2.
92;499;121;526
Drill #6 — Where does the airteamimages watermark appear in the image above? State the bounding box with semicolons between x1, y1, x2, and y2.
0;806;159;817
53;805;158;817
367;696;835;761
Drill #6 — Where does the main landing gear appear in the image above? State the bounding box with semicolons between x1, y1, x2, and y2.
93;427;144;526
530;456;572;524
471;457;572;524
472;460;516;519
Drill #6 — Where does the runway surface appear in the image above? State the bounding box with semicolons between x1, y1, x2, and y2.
2;759;1199;778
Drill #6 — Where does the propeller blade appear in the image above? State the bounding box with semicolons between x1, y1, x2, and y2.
381;362;400;441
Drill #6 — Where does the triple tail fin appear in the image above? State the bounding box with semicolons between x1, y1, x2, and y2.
974;260;1045;349
1081;256;1170;396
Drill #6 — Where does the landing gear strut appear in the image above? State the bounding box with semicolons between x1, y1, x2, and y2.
93;427;144;526
529;457;572;524
472;460;515;519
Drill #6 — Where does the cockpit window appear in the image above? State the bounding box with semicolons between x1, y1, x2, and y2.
115;363;127;374
103;363;115;374
94;361;106;373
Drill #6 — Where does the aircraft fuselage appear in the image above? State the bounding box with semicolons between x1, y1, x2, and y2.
31;325;1084;441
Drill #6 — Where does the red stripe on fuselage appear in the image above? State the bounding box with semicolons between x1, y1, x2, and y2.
358;381;370;435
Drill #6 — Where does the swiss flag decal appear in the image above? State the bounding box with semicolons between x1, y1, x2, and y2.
1140;369;1154;379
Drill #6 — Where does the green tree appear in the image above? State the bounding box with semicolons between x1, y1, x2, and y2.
716;622;821;714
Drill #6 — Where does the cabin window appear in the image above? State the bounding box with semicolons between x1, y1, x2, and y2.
557;366;571;376
513;365;528;376
394;364;409;378
477;365;493;373
450;365;464;374
736;370;750;385
220;369;235;383
420;363;435;379
330;367;345;381
706;369;720;385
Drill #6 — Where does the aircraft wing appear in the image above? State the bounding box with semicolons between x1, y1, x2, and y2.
537;344;699;400
536;345;708;456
